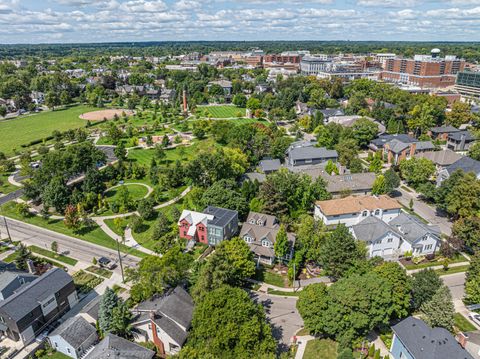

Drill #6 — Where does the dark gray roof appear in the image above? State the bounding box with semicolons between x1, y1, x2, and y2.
0;268;73;321
389;212;441;244
242;172;267;183
0;261;17;272
259;159;281;172
446;156;480;176
204;206;238;228
153;315;189;346
371;134;416;148
448;130;476;142
318;108;344;118
415;141;435;151
430;125;459;134
288;144;338;161
0;271;37;299
49;316;97;349
386;139;410;154
80;295;102;321
392;317;474;359
351;216;401;242
85;333;154;359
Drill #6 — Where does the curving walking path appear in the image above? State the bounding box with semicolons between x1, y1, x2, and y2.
105;182;153;199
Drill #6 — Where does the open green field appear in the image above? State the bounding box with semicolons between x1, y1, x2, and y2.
0;105;98;155
304;339;338;359
0;202;146;258
198;105;246;118
226;118;269;125
105;184;149;202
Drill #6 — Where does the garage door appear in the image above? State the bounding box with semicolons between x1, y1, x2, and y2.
372;250;383;257
383;248;393;255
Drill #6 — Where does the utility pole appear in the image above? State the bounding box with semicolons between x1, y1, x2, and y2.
2;216;12;243
117;235;125;283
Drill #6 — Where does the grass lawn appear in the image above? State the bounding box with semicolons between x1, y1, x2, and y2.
37;351;71;359
86;265;113;278
296;328;311;336
29;245;78;266
73;270;104;294
403;253;467;270
454;313;477;332
198;105;246;118
303;339;338;359
3;250;19;263
435;264;470;276
253;266;288;288
104;218;126;236
0;173;19;195
0;105;99;155
267;288;299;297
105;184;149;202
0;202;146;258
227;118;269;125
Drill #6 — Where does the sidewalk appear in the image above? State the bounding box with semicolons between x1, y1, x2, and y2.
294;335;315;359
406;261;470;274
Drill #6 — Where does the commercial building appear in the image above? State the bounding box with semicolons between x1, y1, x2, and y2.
456;71;480;100
380;49;465;88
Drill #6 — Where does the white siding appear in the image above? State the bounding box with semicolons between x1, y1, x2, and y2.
314;206;401;227
367;232;402;259
49;335;78;359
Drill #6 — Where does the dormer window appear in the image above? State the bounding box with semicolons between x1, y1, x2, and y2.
374;209;380;216
262;240;270;247
362;211;369;217
257;220;264;226
249;219;256;224
244;236;253;244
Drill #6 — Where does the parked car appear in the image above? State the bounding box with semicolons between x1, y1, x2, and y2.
98;256;116;270
468;312;480;326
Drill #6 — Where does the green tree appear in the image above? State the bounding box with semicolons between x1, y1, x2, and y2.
399;157;435;188
295;214;327;263
325;160;339;175
353;118;378;147
337;348;354;359
420;285;454;331
452;217;480;252
468;142;480;161
335;138;359;170
465;254;480;304
151;212;171;241
407;102;436;136
372;175;387;195
98;287;120;334
181;285;276;359
297;283;329;335
442;172;480;218
111;300;133;338
274;225;289;263
246;97;261;111
374;262;412;319
384;168;401;194
114;142;127;161
15;244;31;271
411;269;443;310
447;101;475;128
42;176;70;213
137;198;155;220
51;241;58;254
201;179;249;218
369;153;383;174
318;225;365;280
233;93;247;108
45;90;60;110
82;167;105;195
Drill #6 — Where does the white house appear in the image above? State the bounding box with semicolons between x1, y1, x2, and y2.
314;195;402;227
350;213;441;260
48;316;97;359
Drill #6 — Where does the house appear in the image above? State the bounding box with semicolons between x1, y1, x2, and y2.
370;134;435;165
318;108;344;120
159;88;176;104
0;271;37;300
30;91;45;105
326;115;386;134
207;80;233;96
286;141;338;167
259;158;281;174
79;296;101;325
48;316;97;359
239;212;295;265
416;149;463;170
131;286;193;356
437;156;480;186
314;195;402;227
295;101;312;117
447;130;477;151
0;268;78;345
351;213;441;260
84;333;155;359
390;316;474;359
428;125;460;141
178;206;238;246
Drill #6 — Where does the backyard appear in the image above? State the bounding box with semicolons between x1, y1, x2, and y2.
0;105;99;155
303;339;338;359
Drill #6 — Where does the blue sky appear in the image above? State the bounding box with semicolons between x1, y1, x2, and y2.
0;0;479;43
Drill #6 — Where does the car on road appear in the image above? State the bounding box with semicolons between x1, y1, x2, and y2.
468;312;480;326
98;256;116;270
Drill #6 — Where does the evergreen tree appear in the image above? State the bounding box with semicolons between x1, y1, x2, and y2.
15;244;31;271
274;225;289;263
420;285;454;331
98;287;120;334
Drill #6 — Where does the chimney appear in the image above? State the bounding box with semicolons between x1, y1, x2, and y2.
456;332;468;349
410;143;416;157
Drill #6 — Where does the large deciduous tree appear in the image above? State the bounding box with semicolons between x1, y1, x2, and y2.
465;254;480;305
399;157;435;188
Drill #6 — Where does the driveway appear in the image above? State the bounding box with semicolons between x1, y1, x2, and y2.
251;292;304;351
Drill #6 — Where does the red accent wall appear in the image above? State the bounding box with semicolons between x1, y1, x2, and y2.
196;223;208;244
151;321;165;355
179;219;193;240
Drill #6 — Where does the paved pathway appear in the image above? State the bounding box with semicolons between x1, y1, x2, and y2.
294;335;315;359
105;182;153;199
406;261;470;274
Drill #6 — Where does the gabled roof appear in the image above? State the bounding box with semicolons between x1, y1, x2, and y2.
319;108;345;118
416;150;463;166
49;316;96;349
392;317;474;359
259;158;281;173
245;212;279;229
446;156;480;176
415;141;435;151
448;130;476;142
316;195;401;216
80;295;102;322
0;271;37;298
389;212;441;244
178;210;213;227
371;134;416;148
85;333;155;359
386;139;410;154
430;125;460;134
0;268;73;322
351;216;401;243
288;144;338;161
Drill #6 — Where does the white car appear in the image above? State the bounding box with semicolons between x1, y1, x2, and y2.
468;312;480;326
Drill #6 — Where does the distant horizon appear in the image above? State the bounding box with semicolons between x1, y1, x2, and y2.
0;1;479;44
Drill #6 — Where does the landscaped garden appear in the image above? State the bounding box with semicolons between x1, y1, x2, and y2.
73;270;104;294
400;252;467;270
303;339;338;359
86;265;113;278
253;266;289;288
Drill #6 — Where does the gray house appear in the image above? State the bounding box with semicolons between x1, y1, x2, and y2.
48;316;97;359
85;333;155;359
286;141;338;167
437;156;480;186
203;206;239;246
259;158;281;174
0;271;37;300
447;130;477;151
0;268;78;345
390;317;473;359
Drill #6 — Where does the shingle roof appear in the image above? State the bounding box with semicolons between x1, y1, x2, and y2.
316;195;401;216
389;212;441;244
430;125;460;134
153;315;189;346
416;150;463;166
371;134;416;148
386;139;410;154
351;216;401;242
259;159;281;173
319;108;344;118
448;130;476;142
80;295;102;321
446;156;480;176
49;316;97;349
85;333;155;359
0;271;37;298
0;268;73;321
288;145;338;161
392;317;474;359
415;141;435;151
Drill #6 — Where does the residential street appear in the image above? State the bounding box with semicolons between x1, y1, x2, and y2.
251;292;303;350
0;217;140;271
395;186;452;236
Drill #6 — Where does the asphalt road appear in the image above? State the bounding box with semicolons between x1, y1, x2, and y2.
0;217;140;271
442;272;466;302
0;188;24;206
251;292;303;350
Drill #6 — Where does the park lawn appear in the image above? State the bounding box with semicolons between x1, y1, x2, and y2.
0;173;19;195
267;288;300;297
199;105;246;118
0;105;99;155
28;245;78;266
227;118;269;125
105;184;149;202
104;218;126;236
454;313;477;332
0;202;146;258
303;339;338;359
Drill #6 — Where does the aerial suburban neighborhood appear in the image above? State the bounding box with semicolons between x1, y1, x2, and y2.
0;2;480;359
